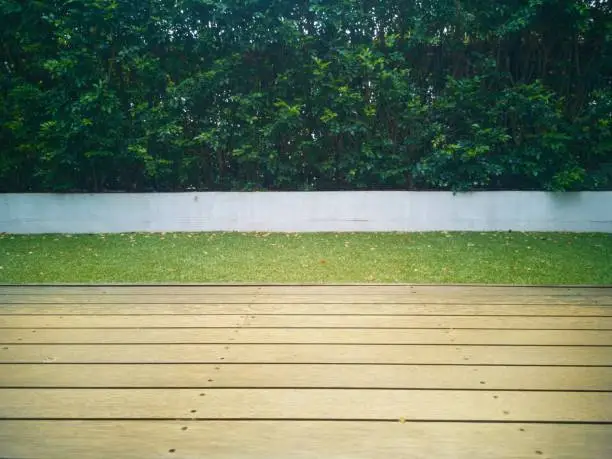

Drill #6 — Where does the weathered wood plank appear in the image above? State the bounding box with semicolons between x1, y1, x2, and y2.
2;344;611;365
1;303;611;316
2;314;610;329
1;421;610;459
3;294;612;304
3;328;611;345
1;389;611;421
1;364;610;390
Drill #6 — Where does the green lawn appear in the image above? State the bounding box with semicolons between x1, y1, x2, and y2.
0;232;610;284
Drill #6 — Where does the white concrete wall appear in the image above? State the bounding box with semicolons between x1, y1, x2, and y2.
0;191;611;233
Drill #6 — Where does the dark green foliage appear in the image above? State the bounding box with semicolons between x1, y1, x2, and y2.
1;0;611;192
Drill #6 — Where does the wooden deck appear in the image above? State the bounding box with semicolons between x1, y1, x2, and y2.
0;285;611;459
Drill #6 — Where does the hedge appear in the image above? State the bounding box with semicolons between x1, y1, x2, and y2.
1;0;611;192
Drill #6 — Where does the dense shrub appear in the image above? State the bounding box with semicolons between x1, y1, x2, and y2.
1;0;611;192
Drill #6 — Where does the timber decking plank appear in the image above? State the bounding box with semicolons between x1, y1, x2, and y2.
1;303;611;316
2;328;611;345
3;294;612;304
1;421;610;459
2;314;611;329
1;364;610;390
1;388;611;421
2;344;611;365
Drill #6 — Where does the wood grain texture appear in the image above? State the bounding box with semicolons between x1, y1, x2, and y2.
1;421;610;459
2;344;611;365
1;303;611;316
2;328;612;345
1;364;610;390
2;314;611;329
2;285;611;459
3;293;612;304
1;388;611;421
